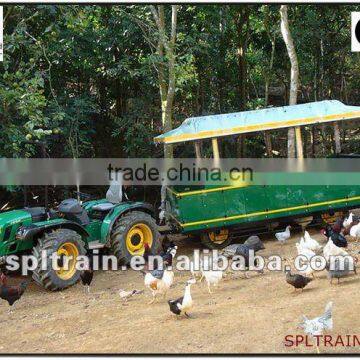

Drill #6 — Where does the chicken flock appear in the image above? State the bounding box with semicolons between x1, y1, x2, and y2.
0;212;359;349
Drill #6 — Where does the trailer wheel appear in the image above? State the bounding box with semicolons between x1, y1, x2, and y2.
32;229;86;291
200;229;232;249
321;211;345;225
110;211;161;265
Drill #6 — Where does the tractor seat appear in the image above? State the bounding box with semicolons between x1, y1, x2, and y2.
24;207;48;222
92;182;123;212
92;203;116;212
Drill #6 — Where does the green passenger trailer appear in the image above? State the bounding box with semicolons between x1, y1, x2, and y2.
155;100;360;249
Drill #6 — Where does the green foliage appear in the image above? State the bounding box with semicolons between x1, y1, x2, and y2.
0;4;359;161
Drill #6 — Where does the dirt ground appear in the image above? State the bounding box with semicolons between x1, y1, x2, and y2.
1;227;360;354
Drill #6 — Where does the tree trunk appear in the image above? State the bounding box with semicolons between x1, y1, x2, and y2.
150;5;178;158
237;135;246;158
310;127;316;158
264;132;273;157
263;19;276;158
333;122;341;154
280;5;301;159
233;6;249;110
233;7;249;158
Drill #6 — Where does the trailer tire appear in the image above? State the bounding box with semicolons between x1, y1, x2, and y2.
320;211;345;225
110;211;161;265
200;229;232;249
32;229;86;291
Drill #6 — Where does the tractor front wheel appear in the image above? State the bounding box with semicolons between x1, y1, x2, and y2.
110;211;161;265
32;229;86;291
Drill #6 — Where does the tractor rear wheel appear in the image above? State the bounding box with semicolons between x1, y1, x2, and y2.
32;229;86;291
200;229;232;249
110;211;161;265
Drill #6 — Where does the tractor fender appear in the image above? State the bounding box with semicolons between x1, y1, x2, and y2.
17;220;90;244
100;202;155;245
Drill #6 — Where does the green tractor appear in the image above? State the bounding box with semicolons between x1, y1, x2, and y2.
0;184;161;291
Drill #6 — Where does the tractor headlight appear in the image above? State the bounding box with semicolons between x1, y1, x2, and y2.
15;226;27;240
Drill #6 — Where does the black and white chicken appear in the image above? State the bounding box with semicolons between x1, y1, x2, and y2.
168;278;196;318
144;240;177;270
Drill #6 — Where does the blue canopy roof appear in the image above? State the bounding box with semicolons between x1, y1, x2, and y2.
154;100;360;144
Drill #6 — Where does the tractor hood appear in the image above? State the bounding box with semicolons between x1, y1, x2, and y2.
0;210;31;242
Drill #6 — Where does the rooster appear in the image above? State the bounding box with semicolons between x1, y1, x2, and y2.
275;225;291;244
141;267;174;304
0;273;28;310
331;218;344;234
322;226;347;248
168;278;196;318
143;241;177;270
161;245;178;266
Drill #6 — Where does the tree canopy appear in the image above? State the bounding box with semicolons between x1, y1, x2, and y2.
1;4;359;161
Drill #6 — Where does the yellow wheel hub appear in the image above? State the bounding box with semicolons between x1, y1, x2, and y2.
126;223;153;255
56;242;79;281
209;229;229;244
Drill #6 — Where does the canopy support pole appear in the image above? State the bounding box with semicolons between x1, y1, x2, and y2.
295;126;304;159
212;138;220;159
194;141;202;158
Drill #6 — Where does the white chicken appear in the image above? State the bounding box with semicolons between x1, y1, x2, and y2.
296;240;316;258
323;239;348;262
168;278;196;318
349;222;360;238
119;289;143;302
275;225;291;244
343;212;354;228
299;301;333;353
303;230;322;253
142;268;174;304
200;256;223;293
190;257;203;281
296;240;316;277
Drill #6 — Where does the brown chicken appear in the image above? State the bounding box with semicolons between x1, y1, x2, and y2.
0;273;28;307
